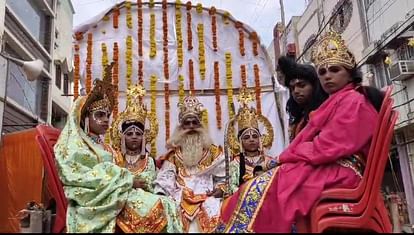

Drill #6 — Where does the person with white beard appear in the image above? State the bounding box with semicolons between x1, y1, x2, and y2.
154;96;226;233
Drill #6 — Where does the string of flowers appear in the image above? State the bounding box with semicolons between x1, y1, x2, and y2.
163;0;169;80
197;24;206;80
137;0;143;56
101;43;108;79
235;21;245;56
150;13;157;58
126;36;133;89
175;0;184;67
214;61;222;129
138;60;143;86
164;83;170;142
202;109;209;129
222;11;231;25
149;0;155;8
196;3;203;14
113;42;120;118
178;75;185;103
74;44;80;99
75;32;83;41
150;75;158;157
188;59;195;95
186;1;193;50
209;7;218;52
126;0;132;29
240;65;247;88
254;64;262;115
113;6;119;29
251;32;259;56
86;33;93;94
225;52;235;119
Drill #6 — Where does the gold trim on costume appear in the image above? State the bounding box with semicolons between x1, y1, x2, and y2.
116;200;168;233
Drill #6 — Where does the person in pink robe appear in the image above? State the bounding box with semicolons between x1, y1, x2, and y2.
217;31;385;233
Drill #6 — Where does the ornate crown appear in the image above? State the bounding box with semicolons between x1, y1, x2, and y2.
227;88;274;155
178;96;204;123
311;31;356;69
109;84;159;151
81;62;116;119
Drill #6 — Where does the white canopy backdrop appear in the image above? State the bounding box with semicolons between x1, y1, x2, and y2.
73;0;289;157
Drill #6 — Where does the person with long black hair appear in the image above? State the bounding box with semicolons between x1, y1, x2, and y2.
278;56;328;142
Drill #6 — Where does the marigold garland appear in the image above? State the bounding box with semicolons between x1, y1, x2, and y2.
126;1;132;29
137;0;143;56
150;75;158;156
254;64;262;115
202;109;209;129
175;1;184;67
101;43;108;78
225;52;235;119
209;7;218;52
186;2;193;50
75;32;83;41
74;44;80;99
223;11;231;25
163;0;169;80
126;36;133;89
197;24;206;80
86;33;93;94
178;75;185;103
164;83;170;142
188;59;195;95
196;3;203;14
150;13;157;58
138;60;144;86
149;0;155;8
240;65;247;88
214;61;222;129
251;32;259;56
235;21;245;56
113;42;120;118
113;7;119;29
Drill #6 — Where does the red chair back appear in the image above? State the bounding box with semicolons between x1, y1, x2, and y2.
35;124;67;233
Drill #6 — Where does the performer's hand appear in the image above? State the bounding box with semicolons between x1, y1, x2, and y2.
132;179;146;189
206;188;224;198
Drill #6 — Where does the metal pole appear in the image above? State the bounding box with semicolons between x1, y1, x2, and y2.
1;58;9;137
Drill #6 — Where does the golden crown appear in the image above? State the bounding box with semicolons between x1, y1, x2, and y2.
178;95;204;123
227;88;274;155
109;84;159;151
81;62;116;119
311;31;356;69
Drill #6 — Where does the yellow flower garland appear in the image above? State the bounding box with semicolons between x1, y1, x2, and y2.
150;75;158;156
149;0;155;8
178;75;185;104
202;109;209;129
225;52;235;119
150;13;157;58
223;11;231;25
175;0;184;67
101;43;108;78
126;1;132;29
197;24;206;80
126;35;133;89
196;3;203;14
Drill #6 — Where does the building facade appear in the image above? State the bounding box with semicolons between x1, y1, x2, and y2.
0;0;74;141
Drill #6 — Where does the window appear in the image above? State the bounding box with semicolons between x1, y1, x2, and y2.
330;0;353;34
396;44;414;60
63;74;69;95
374;61;391;88
55;64;62;89
6;0;51;48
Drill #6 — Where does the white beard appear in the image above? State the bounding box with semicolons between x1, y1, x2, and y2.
167;126;213;168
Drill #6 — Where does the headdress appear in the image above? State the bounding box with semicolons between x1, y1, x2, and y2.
109;84;159;152
311;31;356;69
178;95;204;124
228;88;274;154
81;62;116;120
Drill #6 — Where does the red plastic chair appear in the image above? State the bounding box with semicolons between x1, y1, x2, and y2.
314;110;397;232
307;86;395;232
35;124;67;233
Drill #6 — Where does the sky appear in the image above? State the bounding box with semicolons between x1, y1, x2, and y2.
72;0;308;47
